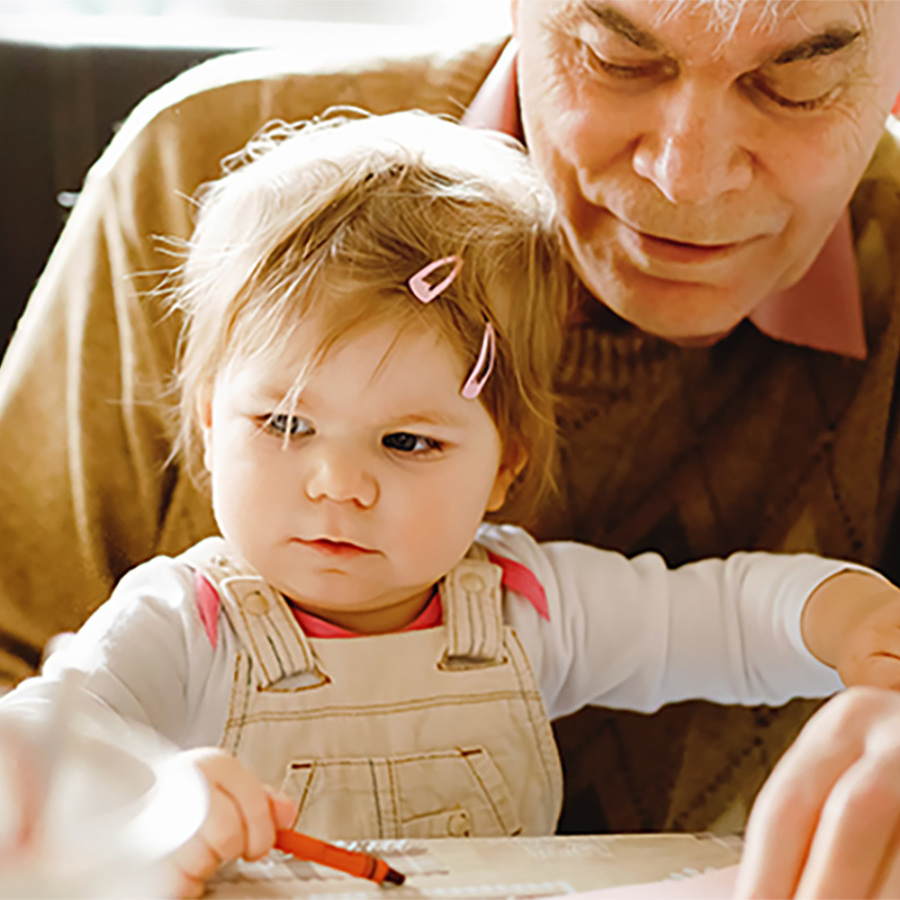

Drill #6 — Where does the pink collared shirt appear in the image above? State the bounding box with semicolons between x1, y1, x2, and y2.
464;40;867;359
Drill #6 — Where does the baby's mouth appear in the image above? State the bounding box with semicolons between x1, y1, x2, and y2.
296;537;376;558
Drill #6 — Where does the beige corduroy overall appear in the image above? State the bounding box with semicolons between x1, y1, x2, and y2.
184;538;564;840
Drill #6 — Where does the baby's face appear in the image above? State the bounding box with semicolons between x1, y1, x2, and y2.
200;320;514;633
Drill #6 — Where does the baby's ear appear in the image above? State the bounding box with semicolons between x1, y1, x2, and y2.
486;445;528;512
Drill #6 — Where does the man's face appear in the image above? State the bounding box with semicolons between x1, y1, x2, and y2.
513;0;900;342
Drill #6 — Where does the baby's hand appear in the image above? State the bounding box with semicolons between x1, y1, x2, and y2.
169;748;297;899
802;570;900;689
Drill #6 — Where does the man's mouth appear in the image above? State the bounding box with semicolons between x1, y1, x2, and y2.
611;215;762;271
644;233;736;251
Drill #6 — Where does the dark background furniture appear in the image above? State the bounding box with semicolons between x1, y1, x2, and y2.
0;7;504;361
1;39;227;358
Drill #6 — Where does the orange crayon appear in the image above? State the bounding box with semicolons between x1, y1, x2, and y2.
274;829;406;886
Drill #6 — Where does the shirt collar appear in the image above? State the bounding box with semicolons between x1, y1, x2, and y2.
463;40;866;359
288;550;552;638
291;589;442;638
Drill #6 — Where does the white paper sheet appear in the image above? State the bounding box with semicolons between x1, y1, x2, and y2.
206;834;743;899
550;863;738;899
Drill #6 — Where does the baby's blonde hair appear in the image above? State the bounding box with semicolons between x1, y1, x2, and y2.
172;109;574;526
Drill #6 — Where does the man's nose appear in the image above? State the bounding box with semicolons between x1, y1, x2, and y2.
631;81;753;206
303;445;378;508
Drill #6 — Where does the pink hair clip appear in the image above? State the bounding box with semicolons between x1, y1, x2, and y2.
408;255;462;303
461;321;496;400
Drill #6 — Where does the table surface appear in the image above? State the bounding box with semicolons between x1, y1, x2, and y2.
206;832;743;899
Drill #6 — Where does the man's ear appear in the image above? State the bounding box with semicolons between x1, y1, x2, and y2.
486;444;528;513
197;393;214;473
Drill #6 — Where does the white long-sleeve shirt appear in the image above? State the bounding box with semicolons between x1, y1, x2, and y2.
1;523;855;746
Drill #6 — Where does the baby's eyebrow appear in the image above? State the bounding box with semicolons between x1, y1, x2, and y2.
390;411;467;429
773;28;862;65
257;387;296;405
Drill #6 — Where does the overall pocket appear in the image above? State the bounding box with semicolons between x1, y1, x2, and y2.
281;747;522;840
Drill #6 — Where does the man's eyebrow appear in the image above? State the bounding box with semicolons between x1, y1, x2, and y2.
773;28;862;65
583;3;663;53
579;4;862;66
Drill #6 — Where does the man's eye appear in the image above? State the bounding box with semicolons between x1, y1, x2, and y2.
578;41;670;81
747;80;833;112
746;65;840;112
382;432;442;455
594;57;658;80
264;414;312;437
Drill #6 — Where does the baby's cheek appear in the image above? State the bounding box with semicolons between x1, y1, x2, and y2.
392;498;462;562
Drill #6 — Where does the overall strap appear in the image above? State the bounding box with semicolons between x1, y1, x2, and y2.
180;539;324;688
441;545;506;667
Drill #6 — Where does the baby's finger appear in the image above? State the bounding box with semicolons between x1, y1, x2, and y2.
170;787;240;881
268;789;299;830
837;607;900;689
843;652;900;691
170;868;207;900
196;784;250;864
170;838;221;890
204;756;278;861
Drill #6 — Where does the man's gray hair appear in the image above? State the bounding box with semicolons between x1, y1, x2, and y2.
655;0;800;38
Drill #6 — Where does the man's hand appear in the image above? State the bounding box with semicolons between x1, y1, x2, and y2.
735;686;900;898
169;748;298;899
801;571;900;689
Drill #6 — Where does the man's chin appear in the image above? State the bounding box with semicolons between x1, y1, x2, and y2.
574;254;755;346
666;328;737;348
598;294;745;346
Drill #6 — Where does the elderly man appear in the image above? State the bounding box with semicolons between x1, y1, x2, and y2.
2;0;900;895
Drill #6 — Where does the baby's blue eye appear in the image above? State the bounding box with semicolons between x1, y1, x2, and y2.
266;414;311;437
383;432;441;454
